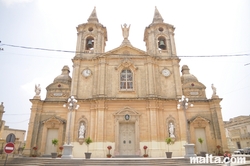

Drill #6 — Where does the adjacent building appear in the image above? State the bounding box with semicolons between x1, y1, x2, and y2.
24;7;228;158
0;102;26;155
224;115;250;152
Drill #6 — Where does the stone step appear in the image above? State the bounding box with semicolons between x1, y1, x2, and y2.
113;155;143;158
1;157;242;166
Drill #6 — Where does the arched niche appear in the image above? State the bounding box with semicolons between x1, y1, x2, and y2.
76;115;88;144
166;115;178;140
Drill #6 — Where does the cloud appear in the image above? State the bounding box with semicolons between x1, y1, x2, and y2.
1;0;33;6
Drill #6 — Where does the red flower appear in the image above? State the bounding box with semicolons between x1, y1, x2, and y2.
33;146;38;150
143;146;148;150
107;146;112;150
59;146;64;150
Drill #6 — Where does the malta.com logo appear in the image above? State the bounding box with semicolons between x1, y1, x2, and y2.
190;154;246;164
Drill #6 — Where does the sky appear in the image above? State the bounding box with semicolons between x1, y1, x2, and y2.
0;0;249;138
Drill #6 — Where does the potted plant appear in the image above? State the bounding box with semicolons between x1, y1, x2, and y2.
32;146;38;157
58;146;63;157
216;145;223;156
18;145;25;155
107;145;112;158
51;138;58;158
165;137;173;158
143;145;148;157
198;137;206;157
85;137;93;159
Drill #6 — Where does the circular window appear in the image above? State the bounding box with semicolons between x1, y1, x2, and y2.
158;27;164;32
88;27;93;32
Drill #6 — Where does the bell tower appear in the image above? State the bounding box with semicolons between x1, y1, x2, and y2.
144;7;177;57
75;7;107;57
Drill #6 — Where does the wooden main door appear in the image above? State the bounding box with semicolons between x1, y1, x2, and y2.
45;129;58;155
119;123;135;155
195;128;208;153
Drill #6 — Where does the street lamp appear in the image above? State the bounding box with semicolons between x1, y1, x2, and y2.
177;95;193;143
177;95;196;157
61;96;79;158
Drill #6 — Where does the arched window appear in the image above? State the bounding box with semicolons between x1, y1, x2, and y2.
120;69;133;90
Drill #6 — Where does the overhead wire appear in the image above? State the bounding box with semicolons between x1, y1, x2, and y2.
1;43;250;58
5;119;30;124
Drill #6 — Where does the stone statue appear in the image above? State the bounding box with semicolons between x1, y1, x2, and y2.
121;23;130;39
211;84;216;95
35;84;41;96
169;122;175;138
79;123;85;139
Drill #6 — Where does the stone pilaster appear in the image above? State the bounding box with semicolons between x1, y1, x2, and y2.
71;59;80;97
209;98;229;152
95;100;105;142
172;59;182;98
23;99;42;156
146;57;155;97
97;58;106;97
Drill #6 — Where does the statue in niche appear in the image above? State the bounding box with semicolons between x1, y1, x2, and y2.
169;122;175;138
121;23;130;39
79;123;85;139
35;84;41;96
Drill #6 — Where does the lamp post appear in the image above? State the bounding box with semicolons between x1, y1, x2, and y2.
177;95;196;158
61;96;79;158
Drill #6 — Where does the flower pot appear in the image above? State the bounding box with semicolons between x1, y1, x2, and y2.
107;154;112;158
85;152;91;159
51;152;57;158
165;152;172;158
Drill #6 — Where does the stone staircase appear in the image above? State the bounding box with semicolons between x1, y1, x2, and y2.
0;156;249;166
0;157;209;166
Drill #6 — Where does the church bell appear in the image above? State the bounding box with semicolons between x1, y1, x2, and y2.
159;40;166;49
87;40;93;48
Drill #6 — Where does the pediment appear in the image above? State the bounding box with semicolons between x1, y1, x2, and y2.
114;106;141;116
115;58;138;71
46;82;70;90
41;115;66;124
189;115;210;124
182;82;206;89
101;45;147;57
45;82;70;101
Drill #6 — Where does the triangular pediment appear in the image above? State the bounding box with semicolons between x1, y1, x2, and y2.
114;106;141;116
189;115;210;124
100;45;147;58
41;115;66;124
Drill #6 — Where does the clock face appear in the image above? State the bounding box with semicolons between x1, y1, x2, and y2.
82;69;91;77
162;69;170;77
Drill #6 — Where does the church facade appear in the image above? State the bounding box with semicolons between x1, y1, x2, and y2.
24;7;228;158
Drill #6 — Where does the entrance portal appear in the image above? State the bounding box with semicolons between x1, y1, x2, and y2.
195;128;208;153
119;123;135;155
45;129;58;155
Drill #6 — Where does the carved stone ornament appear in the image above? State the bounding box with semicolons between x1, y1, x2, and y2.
78;138;84;145
115;58;138;70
